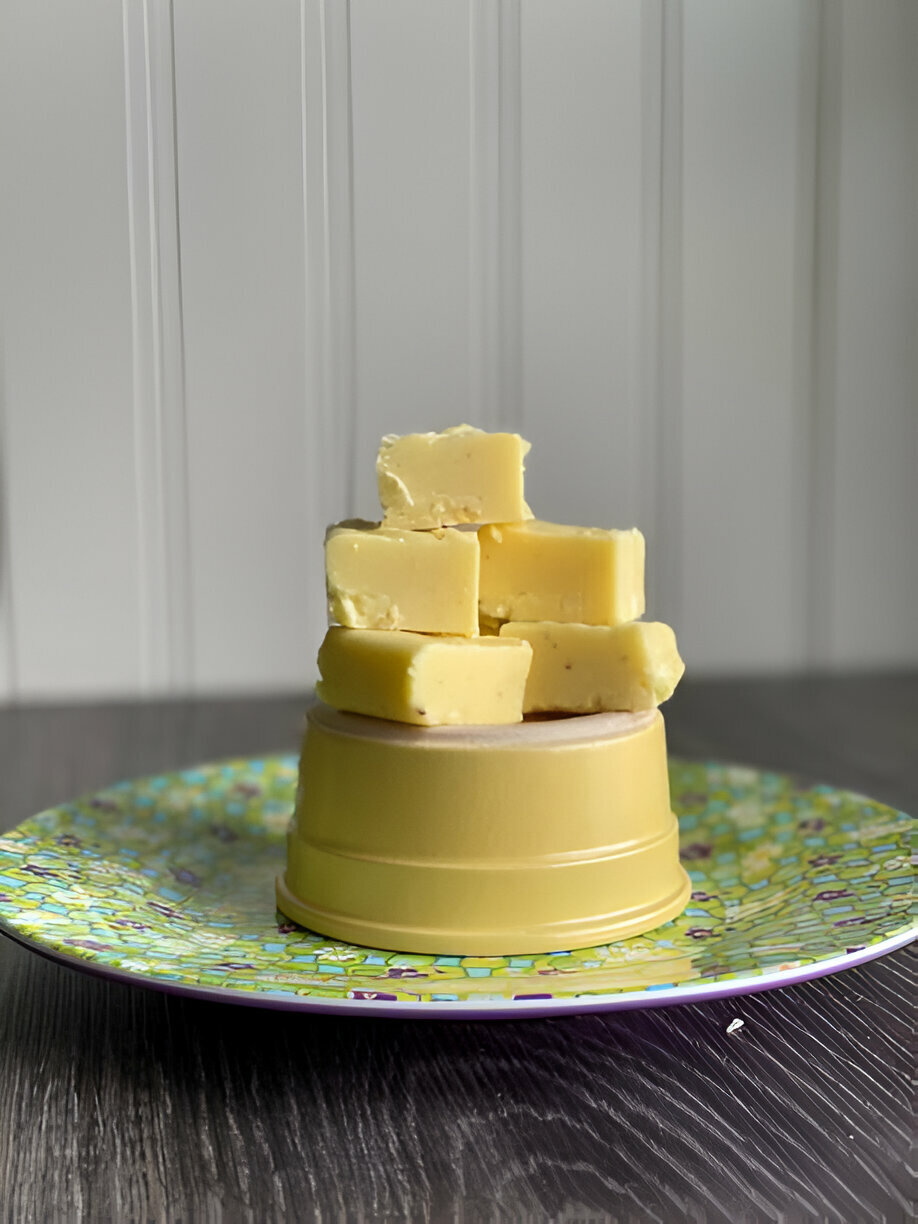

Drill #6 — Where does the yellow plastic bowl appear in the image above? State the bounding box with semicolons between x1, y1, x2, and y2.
276;702;690;955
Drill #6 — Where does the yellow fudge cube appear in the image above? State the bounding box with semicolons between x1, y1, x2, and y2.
377;425;533;530
316;627;532;726
325;521;479;636
499;620;684;714
479;520;645;626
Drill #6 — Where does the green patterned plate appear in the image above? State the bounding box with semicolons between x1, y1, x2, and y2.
0;756;914;1017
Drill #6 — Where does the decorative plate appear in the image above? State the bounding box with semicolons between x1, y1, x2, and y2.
0;756;914;1018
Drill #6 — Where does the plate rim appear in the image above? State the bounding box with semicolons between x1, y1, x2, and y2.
0;917;914;1019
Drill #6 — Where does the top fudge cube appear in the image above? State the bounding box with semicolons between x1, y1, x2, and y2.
377;425;533;530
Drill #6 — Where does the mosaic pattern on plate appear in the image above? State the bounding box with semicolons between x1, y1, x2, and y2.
0;756;914;1004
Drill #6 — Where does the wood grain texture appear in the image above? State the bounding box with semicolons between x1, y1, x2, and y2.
0;677;915;1222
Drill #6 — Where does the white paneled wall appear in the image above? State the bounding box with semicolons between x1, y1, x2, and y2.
829;2;918;666
174;0;316;692
0;0;915;699
681;0;810;671
520;2;645;537
1;1;143;696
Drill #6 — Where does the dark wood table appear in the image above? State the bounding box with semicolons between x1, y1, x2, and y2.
1;676;915;1222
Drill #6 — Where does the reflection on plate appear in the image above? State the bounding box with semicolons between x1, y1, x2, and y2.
0;756;914;1018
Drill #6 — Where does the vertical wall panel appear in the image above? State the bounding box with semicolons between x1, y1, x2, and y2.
173;0;315;691
301;0;357;535
0;589;9;699
519;0;645;537
123;0;193;694
0;401;13;699
640;0;682;627
349;0;473;520
469;0;511;434
826;0;918;667
679;0;810;673
0;0;142;697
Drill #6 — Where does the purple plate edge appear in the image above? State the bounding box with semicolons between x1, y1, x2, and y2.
0;918;914;1021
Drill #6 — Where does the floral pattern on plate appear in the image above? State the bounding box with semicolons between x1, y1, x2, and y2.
0;756;914;1013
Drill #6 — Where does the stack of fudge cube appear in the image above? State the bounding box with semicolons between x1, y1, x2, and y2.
317;425;684;726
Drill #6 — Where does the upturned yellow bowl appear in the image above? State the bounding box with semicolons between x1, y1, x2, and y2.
276;702;690;955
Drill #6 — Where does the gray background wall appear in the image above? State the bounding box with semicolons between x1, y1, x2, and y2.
0;0;915;699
